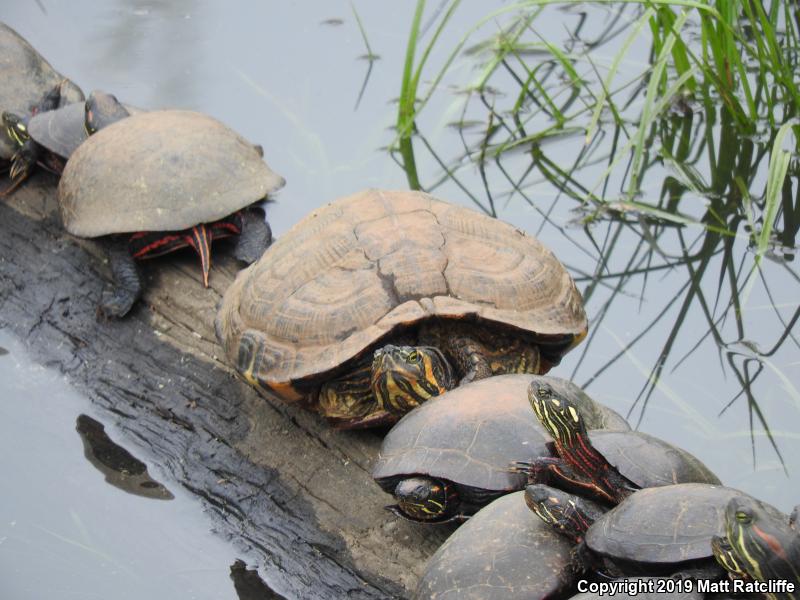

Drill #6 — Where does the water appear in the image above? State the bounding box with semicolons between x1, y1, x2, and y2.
0;329;266;600
0;1;798;596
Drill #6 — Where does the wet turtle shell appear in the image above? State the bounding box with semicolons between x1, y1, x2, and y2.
216;189;587;408
527;381;720;503
414;491;575;600
57;109;285;238
584;429;720;489
585;484;784;571
0;22;83;160
28;100;142;160
373;374;629;519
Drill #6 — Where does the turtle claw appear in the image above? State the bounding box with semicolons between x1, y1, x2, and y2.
508;460;535;475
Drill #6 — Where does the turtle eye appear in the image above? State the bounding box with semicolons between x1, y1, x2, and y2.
735;510;752;524
406;350;420;363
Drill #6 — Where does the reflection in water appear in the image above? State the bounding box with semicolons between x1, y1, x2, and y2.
76;414;173;500
230;560;287;600
386;3;800;507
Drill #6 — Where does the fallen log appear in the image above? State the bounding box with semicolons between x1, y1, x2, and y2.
0;174;450;599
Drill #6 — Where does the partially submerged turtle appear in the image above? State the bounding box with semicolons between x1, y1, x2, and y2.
373;374;629;522
516;380;720;504
27;90;136;169
216;189;587;428
414;491;576;600
717;495;799;598
58;109;285;317
0;22;83;193
525;483;783;580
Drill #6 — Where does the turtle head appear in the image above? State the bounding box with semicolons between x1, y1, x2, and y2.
724;496;798;583
711;535;748;580
2;111;29;147
85;90;130;135
528;380;588;446
525;484;601;544
370;344;455;415
392;476;458;522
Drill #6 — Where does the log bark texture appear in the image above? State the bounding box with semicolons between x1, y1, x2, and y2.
0;175;450;599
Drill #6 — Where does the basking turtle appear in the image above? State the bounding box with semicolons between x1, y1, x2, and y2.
26;90;136;169
216;189;587;428
58;109;285;318
718;495;799;599
515;380;720;504
710;535;750;582
0;22;83;193
414;491;575;600
525;483;785;580
373;374;629;522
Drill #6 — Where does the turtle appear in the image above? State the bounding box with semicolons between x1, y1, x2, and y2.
26;90;138;171
215;189;587;428
513;380;720;504
526;483;790;582
372;374;629;523
0;22;83;194
717;495;799;599
710;535;750;582
57;109;285;318
413;491;576;600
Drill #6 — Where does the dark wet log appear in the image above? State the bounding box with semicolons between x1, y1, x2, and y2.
0;174;449;599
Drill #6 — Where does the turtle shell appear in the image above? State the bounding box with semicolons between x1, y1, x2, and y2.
28;101;142;159
215;189;587;403
587;430;720;488
414;491;575;600
373;374;629;495
57;109;285;238
585;484;784;567
0;22;83;159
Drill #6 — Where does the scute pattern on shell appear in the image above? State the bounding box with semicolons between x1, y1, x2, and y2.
373;374;629;492
590;431;721;488
216;189;587;398
0;22;83;159
585;484;782;564
413;492;574;600
57;109;285;237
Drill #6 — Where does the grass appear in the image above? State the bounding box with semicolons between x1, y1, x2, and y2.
390;0;800;468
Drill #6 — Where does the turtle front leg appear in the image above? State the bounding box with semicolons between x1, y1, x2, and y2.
98;237;143;319
233;207;272;264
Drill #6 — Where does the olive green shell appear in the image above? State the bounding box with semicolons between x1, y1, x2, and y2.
28;101;142;159
215;189;587;402
57;110;285;237
414;491;575;600
373;374;629;494
0;22;83;159
585;484;783;566
587;430;720;488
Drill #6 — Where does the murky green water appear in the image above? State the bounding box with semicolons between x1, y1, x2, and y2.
0;1;798;597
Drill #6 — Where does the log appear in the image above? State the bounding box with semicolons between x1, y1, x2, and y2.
0;174;450;599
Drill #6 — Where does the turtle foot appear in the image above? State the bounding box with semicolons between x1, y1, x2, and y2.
97;286;138;320
234;209;272;264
